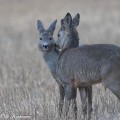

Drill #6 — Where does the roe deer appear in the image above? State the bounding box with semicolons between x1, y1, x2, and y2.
56;13;120;120
57;13;92;119
37;14;83;118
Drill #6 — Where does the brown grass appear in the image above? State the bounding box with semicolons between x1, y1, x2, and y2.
0;0;120;119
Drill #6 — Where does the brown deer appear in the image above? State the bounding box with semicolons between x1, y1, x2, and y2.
57;13;92;119
56;13;120;120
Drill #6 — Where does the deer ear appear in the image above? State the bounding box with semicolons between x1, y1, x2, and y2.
61;19;64;26
37;20;45;33
47;20;57;34
72;13;80;28
62;13;72;29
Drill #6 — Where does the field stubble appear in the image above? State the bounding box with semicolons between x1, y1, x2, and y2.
0;0;120;119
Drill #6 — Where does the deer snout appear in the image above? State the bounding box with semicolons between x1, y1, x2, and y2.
43;43;49;49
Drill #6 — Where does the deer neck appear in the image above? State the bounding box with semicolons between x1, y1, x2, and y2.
62;30;79;52
43;48;59;76
68;30;79;49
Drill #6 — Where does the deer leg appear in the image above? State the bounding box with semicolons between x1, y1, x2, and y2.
78;87;87;116
64;84;77;119
103;72;120;101
86;86;92;120
58;84;65;117
79;86;92;120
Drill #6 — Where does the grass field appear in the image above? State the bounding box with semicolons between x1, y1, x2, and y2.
0;0;120;119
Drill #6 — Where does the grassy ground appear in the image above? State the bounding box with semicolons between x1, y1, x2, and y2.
0;0;120;119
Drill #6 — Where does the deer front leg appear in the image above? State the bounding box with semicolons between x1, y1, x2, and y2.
79;87;87;116
58;84;65;117
64;84;77;119
79;86;92;120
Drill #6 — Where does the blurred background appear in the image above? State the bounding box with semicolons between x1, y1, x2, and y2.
0;0;120;119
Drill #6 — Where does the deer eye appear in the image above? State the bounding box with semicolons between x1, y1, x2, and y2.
49;37;52;40
40;38;42;40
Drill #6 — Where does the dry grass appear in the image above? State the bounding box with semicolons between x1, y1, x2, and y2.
0;0;120;119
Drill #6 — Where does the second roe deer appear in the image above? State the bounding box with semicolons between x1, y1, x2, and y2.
56;13;120;120
57;13;93;119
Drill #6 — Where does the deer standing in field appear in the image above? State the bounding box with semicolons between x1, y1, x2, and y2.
56;13;120;120
57;13;93;119
37;14;92;118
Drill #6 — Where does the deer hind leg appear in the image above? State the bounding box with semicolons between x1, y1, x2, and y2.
102;71;120;101
64;84;77;119
86;86;92;120
102;56;120;100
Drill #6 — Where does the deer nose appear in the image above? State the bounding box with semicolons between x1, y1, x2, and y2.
43;44;49;49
